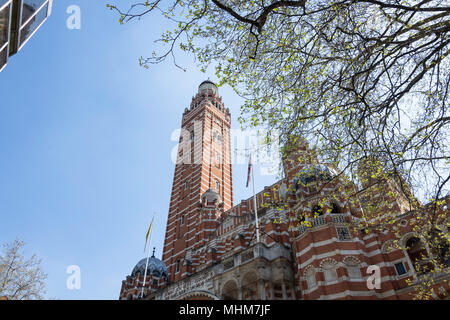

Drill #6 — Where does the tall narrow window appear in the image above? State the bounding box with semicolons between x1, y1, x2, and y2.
305;267;317;289
406;237;432;274
181;215;185;225
215;180;220;192
322;261;338;282
213;130;222;145
176;260;180;273
185;181;189;189
216;151;221;164
344;258;362;279
394;262;407;276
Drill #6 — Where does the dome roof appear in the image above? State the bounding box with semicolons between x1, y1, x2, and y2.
199;79;216;87
202;188;221;203
293;164;338;188
131;255;168;279
198;80;218;95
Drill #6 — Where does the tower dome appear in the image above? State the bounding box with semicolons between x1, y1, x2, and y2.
199;80;218;95
293;164;338;190
131;251;168;279
201;188;221;204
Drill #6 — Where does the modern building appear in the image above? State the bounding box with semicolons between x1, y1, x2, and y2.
119;81;450;300
0;0;52;72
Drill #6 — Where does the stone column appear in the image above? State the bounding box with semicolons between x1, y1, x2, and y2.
281;282;288;300
290;286;296;300
259;280;266;300
238;287;243;300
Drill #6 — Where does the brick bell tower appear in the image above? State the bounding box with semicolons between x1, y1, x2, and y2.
162;80;233;283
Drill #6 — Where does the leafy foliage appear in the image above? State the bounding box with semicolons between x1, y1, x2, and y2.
107;0;450;298
0;239;47;300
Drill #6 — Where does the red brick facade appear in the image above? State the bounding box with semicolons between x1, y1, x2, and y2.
119;81;449;300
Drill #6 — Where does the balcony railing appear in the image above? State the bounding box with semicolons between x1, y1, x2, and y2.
331;213;347;224
298;214;349;235
312;215;327;227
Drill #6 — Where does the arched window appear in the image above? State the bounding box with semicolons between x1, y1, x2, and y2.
381;240;396;253
312;205;323;216
305;267;316;289
215;179;220;192
405;237;432;274
344;257;362;279
321;260;338;282
430;227;450;267
439;239;450;267
216;151;221;164
331;203;341;214
213;130;222;144
222;280;239;300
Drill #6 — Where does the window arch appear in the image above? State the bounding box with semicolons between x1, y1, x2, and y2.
304;266;317;289
216;151;221;164
330;202;341;214
381;240;398;253
405;236;432;274
320;259;338;282
213;130;222;144
312;204;323;216
222;280;238;300
430;227;450;267
215;179;220;192
343;257;362;279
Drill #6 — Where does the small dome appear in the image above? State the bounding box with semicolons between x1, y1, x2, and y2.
293;164;338;188
199;80;218;95
202;188;221;203
200;79;216;86
131;255;168;279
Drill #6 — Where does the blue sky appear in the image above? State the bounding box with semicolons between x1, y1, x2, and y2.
0;1;280;299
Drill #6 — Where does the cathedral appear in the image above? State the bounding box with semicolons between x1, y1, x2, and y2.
119;80;449;300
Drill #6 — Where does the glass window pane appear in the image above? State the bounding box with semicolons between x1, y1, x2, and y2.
20;2;48;46
395;262;406;275
22;0;47;24
0;2;10;47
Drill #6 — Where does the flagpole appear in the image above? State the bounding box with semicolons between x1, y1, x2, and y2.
141;217;154;298
251;156;260;243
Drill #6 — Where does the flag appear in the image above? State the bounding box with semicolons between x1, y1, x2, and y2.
144;217;154;252
246;154;252;187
